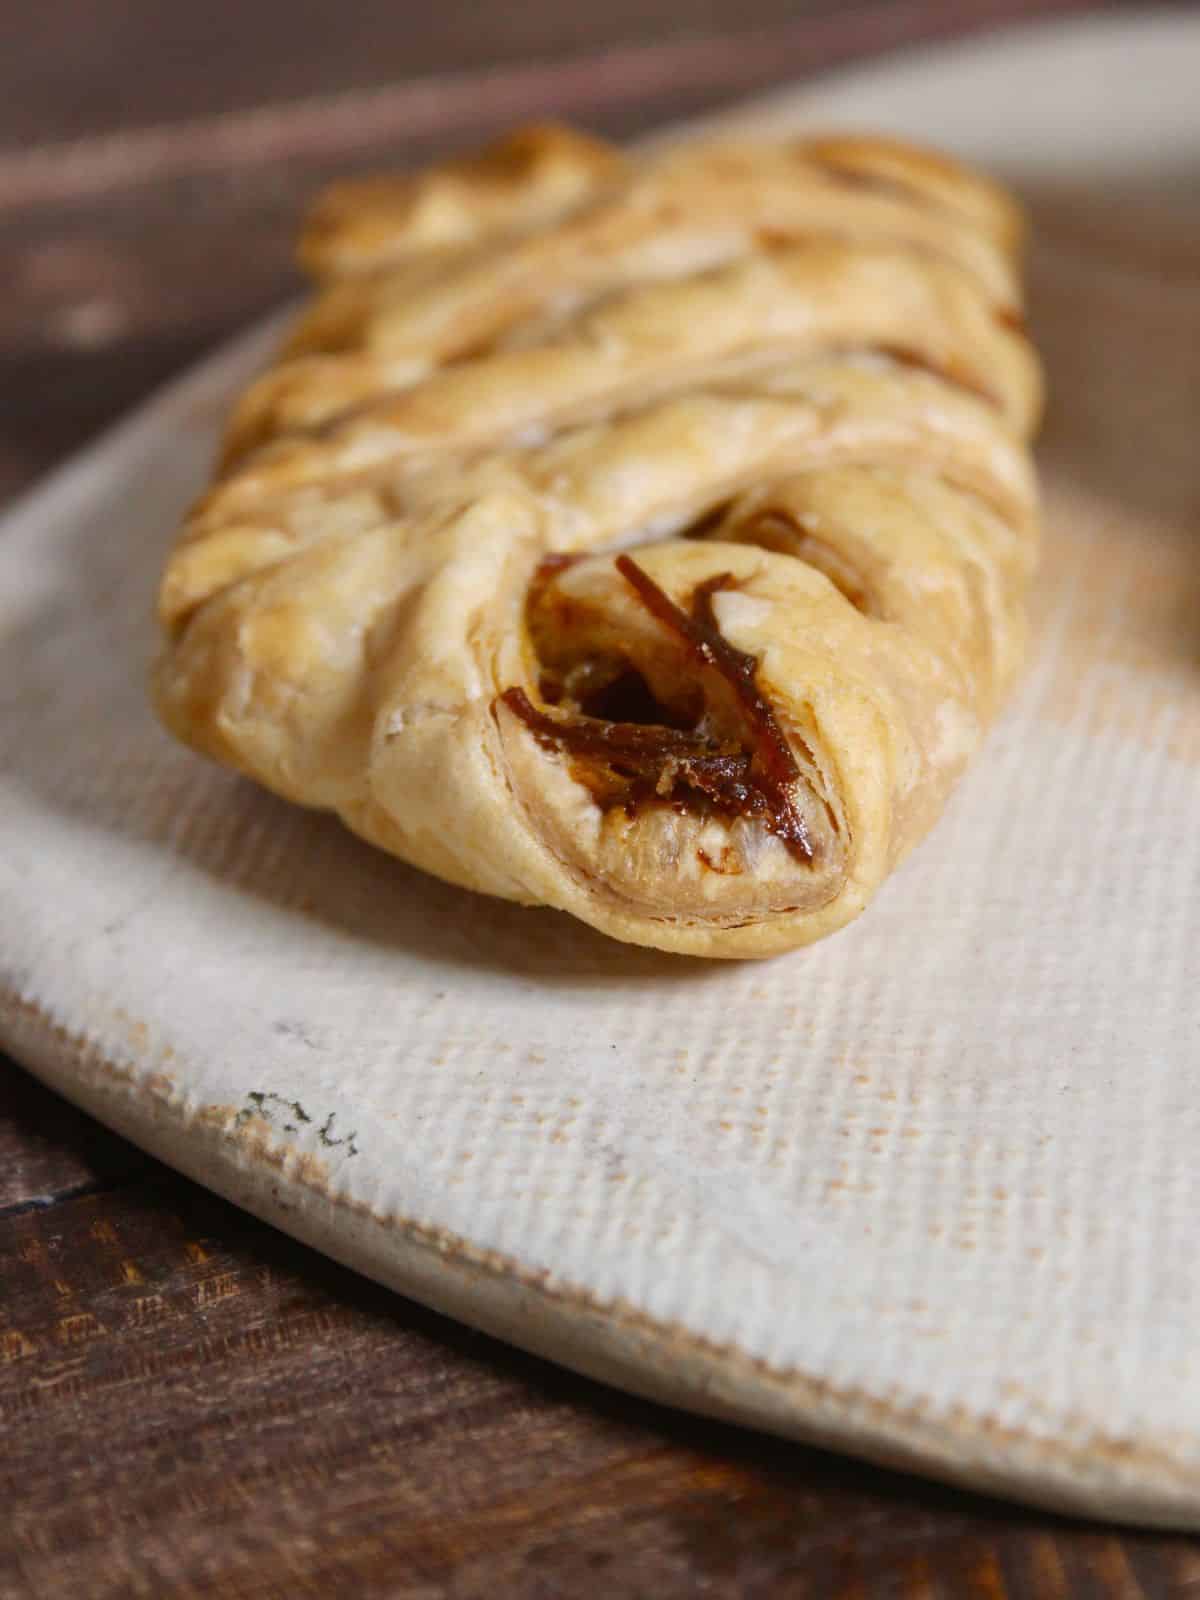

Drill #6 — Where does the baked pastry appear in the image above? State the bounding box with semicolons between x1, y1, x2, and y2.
154;123;1042;958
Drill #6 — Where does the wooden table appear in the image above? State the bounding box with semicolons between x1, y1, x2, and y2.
3;2;1198;1593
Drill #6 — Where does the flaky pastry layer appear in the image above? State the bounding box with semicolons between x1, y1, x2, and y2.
154;123;1042;957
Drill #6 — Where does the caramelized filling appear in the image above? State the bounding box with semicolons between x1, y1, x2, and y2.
995;305;1029;337
499;554;814;863
875;343;1001;411
810;155;1009;245
810;158;937;206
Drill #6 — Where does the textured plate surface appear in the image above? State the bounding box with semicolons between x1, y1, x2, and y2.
3;10;1200;1528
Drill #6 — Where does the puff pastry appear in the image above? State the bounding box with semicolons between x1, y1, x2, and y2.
154;122;1042;958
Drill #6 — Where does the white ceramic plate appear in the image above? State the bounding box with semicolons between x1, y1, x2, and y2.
4;9;1200;1528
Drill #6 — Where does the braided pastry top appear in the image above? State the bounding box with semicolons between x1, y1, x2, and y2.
154;123;1042;957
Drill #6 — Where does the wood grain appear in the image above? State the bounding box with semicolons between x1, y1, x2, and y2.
0;1067;147;1213
2;1108;1197;1599
2;1;1193;1594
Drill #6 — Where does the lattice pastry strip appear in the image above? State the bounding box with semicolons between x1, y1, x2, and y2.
154;124;1042;957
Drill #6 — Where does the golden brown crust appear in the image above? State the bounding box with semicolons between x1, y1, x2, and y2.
153;123;1042;957
801;133;1026;255
298;123;624;278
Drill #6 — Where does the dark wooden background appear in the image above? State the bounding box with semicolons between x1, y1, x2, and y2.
4;2;1199;1595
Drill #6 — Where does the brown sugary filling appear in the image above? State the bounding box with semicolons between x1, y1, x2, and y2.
499;553;815;862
